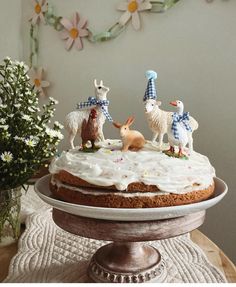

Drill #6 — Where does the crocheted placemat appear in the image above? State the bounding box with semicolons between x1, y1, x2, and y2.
4;187;227;283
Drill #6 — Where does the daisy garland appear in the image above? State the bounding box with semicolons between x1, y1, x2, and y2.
28;0;180;71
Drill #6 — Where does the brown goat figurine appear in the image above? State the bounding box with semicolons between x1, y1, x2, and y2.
113;116;145;151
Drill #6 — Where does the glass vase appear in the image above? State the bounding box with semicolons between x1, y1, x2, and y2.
0;187;21;247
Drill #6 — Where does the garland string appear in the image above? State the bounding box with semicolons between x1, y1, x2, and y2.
29;24;39;68
29;0;180;68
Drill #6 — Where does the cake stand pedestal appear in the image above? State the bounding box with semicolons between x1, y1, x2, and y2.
35;175;227;283
52;209;205;283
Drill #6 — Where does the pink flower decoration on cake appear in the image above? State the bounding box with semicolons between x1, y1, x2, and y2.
29;0;48;25
117;0;152;30
29;67;50;97
60;12;89;51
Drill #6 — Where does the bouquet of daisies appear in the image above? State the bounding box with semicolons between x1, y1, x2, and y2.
0;57;63;190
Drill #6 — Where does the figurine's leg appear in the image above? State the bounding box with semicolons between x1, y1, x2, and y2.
178;147;183;157
91;140;95;149
158;133;164;148
152;132;158;143
122;144;129;152
187;133;193;154
165;146;174;154
82;140;87;149
97;126;105;142
178;146;186;157
69;132;75;149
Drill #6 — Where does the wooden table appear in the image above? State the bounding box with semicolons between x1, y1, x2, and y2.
0;229;235;283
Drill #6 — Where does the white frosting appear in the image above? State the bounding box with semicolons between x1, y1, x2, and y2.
49;140;215;194
52;177;169;197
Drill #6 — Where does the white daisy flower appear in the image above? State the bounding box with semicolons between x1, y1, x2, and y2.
1;151;13;163
35;125;43;131
4;56;11;62
49;97;58;104
28;107;35;112
45;127;55;137
53;130;64;140
54;121;64;129
0;104;7;108
25;138;38;147
0;125;9;130
14;103;21;108
0;118;6;124
22;115;31;121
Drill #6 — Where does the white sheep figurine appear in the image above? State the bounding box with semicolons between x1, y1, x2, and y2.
143;71;199;153
65;79;111;149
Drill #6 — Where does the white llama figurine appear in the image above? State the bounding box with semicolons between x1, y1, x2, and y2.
65;79;111;149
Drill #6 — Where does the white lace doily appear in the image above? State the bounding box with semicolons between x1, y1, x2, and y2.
4;186;227;283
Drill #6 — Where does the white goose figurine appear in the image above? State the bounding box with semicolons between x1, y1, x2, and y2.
167;100;192;157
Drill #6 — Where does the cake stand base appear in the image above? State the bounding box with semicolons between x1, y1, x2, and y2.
52;209;206;283
88;242;167;283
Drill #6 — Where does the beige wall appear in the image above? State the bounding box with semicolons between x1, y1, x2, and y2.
19;0;236;263
0;0;22;61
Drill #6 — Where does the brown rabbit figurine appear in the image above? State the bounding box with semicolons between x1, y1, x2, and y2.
113;116;146;151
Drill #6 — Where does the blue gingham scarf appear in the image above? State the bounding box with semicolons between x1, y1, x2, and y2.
77;97;113;122
171;112;192;140
143;78;157;102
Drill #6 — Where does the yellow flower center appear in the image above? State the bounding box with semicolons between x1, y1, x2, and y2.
70;28;79;39
128;1;138;13
34;78;41;87
35;3;41;14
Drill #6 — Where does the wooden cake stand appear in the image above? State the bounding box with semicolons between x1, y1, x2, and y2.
35;176;227;283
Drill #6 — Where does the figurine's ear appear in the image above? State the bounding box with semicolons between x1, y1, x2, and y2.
156;101;162;106
94;79;98;87
100;80;103;86
113;122;122;129
126;116;135;126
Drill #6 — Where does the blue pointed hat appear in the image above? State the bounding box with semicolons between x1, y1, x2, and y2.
143;70;158;102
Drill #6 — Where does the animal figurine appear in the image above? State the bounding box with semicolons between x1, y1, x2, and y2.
113;116;145;152
145;99;198;152
166;100;192;158
81;109;98;150
65;79;111;149
143;70;198;153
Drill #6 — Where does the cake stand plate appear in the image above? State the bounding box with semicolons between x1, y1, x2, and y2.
35;176;227;283
35;175;227;221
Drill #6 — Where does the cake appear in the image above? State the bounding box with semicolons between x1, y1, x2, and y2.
49;140;215;208
51;72;216;208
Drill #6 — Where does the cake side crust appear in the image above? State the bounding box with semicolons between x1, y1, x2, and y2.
50;180;215;208
53;170;163;193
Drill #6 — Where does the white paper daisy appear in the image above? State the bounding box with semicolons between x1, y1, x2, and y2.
29;67;50;97
117;0;152;30
29;0;48;25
